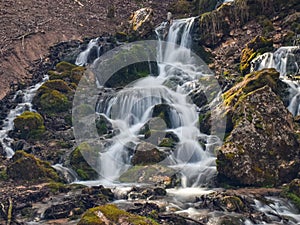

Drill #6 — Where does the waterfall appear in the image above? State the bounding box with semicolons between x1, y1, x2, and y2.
90;17;221;187
251;46;300;115
0;75;48;158
75;38;101;66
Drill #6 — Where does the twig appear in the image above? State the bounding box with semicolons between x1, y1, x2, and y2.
6;197;12;225
74;0;84;7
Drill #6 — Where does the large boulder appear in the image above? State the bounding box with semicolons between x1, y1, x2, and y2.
7;150;60;182
78;204;159;225
217;68;300;187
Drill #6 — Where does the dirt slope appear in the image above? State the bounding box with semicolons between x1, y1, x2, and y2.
0;0;176;99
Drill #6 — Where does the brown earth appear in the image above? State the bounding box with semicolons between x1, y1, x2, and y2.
0;0;177;99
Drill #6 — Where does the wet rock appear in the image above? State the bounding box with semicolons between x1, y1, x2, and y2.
95;114;113;136
240;36;273;75
152;104;179;128
217;69;300;187
7;150;60;183
43;201;75;219
119;164;180;187
69;142;99;180
78;204;159;225
131;142;169;165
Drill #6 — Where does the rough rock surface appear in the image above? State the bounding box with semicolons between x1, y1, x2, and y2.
217;69;300;186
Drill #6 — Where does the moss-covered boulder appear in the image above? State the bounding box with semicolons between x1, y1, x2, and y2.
7;150;60;182
49;61;84;85
240;36;273;75
78;204;159;225
69;143;99;180
13;111;45;139
33;79;73;114
120;165;180;187
217;69;300;187
131;142;168;166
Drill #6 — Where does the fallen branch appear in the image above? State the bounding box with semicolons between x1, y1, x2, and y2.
74;0;84;7
6;197;12;225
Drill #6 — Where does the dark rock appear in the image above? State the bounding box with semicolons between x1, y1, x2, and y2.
69;142;99;180
131;142;168;165
152;104;179;128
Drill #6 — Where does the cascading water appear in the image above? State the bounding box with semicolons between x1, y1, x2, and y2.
0;75;48;158
89;17;221;187
75;38;101;66
251;46;300;115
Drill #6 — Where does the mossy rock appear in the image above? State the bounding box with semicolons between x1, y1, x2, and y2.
78;204;159;225
105;62;150;88
40;79;73;94
217;69;300;187
55;61;77;73
13;111;45;139
283;179;300;210
152;104;177;129
223;68;280;109
69;143;99;180
39;90;71;113
49;62;84;84
240;36;273;75
7;150;60;182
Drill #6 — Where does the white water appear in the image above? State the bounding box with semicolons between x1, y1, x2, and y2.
75;38;100;66
90;17;221;187
0;75;48;158
251;46;300;115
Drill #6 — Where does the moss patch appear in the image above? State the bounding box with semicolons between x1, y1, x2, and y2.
78;204;159;225
13;111;45;139
69;143;99;180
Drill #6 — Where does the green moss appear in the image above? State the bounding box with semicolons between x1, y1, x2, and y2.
240;36;273;75
223;68;279;109
41;80;73;93
46;181;70;193
7;150;60;182
78;204;159;225
158;138;174;148
13;111;45;139
56;61;77;73
70;143;99;180
0;169;8;181
39;90;70;113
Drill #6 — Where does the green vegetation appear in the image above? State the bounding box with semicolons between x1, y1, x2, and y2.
13;111;45;139
69;143;99;180
240;36;273;75
7;150;60;182
78;204;159;225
